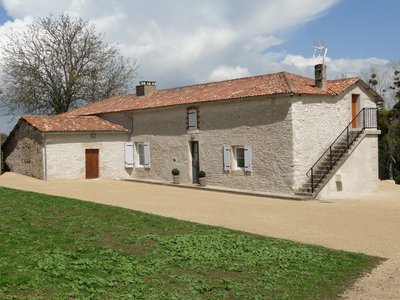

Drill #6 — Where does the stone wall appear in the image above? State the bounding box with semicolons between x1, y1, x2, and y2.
45;132;131;180
291;84;377;189
128;96;295;194
318;131;379;199
2;120;44;179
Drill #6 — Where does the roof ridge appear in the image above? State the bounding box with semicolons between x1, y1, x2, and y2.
281;72;295;94
328;77;360;82
153;71;306;93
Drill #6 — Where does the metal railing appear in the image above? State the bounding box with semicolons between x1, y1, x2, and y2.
306;107;378;193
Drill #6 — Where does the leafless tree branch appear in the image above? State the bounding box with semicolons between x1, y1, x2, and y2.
0;14;138;115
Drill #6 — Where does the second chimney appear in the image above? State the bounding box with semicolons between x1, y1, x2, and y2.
314;64;327;90
136;81;156;96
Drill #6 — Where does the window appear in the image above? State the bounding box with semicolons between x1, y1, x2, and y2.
138;143;145;166
224;145;252;172
187;108;198;131
135;142;150;168
234;147;245;169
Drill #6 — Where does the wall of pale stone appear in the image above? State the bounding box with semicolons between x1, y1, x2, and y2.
45;132;131;180
128;96;295;194
291;84;377;189
318;131;379;199
2;120;44;179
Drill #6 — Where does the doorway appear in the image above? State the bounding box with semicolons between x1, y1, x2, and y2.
85;149;99;179
190;141;199;183
351;94;359;128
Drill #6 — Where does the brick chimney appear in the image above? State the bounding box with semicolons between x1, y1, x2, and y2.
136;81;156;96
314;64;327;90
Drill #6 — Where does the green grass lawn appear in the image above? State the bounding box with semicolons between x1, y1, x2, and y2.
0;187;380;299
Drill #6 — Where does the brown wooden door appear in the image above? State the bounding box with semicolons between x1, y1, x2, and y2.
85;149;99;179
351;94;358;128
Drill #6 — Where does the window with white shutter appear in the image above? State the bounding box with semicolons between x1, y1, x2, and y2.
187;108;198;131
244;145;252;172
231;145;252;172
124;142;134;168
223;145;231;172
135;142;150;169
143;142;151;168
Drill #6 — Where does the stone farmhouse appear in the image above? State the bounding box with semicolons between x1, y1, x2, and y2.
2;64;381;199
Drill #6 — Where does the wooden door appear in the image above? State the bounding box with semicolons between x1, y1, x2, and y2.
351;94;358;128
85;149;99;179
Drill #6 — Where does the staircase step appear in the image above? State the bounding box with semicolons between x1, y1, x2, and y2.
301;126;372;196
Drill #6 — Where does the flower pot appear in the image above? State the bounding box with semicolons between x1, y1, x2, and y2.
173;175;180;184
198;177;206;187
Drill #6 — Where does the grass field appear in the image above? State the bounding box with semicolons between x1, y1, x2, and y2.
0;187;380;299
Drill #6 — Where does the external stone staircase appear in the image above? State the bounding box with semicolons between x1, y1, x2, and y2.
295;107;378;199
295;131;363;198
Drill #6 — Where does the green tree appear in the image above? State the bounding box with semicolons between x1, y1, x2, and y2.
0;14;137;115
363;65;400;181
390;70;400;102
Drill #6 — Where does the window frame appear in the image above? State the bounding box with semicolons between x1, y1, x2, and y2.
137;143;146;167
233;146;245;170
135;142;150;168
187;107;199;132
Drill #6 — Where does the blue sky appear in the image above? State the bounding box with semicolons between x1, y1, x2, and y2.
0;0;398;133
277;0;399;61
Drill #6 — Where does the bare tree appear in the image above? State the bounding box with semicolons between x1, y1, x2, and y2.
360;62;400;109
0;14;138;115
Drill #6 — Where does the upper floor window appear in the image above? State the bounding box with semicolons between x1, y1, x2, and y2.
187;108;199;132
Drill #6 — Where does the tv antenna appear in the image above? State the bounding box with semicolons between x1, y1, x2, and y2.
312;39;328;64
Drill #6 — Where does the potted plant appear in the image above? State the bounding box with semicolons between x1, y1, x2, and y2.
171;168;180;184
198;170;206;186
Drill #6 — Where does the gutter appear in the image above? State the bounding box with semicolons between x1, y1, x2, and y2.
43;130;130;135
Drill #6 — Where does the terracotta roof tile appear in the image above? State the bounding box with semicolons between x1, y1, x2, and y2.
65;72;362;116
21;115;128;132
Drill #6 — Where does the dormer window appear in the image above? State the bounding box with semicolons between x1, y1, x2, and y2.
187;107;199;132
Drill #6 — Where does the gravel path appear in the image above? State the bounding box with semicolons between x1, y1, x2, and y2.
1;172;399;299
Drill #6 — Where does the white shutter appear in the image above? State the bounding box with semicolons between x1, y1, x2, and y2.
188;109;197;130
223;145;231;172
244;145;252;172
124;142;134;168
143;142;150;168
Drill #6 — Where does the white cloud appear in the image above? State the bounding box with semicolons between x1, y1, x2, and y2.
2;0;71;18
0;0;343;88
245;35;283;52
209;65;250;81
281;54;390;78
281;54;325;69
0;0;393;132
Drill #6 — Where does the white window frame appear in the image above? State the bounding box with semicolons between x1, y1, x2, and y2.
135;142;150;168
233;146;245;170
231;145;252;172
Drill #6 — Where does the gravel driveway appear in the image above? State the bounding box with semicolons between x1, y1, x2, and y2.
1;172;399;299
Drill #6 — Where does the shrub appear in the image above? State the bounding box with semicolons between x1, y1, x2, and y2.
395;175;400;185
171;168;180;176
198;170;206;178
